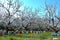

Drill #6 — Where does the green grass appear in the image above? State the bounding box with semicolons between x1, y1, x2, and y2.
0;32;60;40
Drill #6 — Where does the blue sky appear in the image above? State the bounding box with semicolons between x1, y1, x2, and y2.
20;0;60;10
20;0;60;16
20;0;44;8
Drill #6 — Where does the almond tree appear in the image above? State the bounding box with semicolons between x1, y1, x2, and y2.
20;7;40;31
45;1;60;33
0;0;23;33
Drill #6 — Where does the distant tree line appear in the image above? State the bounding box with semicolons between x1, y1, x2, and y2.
0;0;60;33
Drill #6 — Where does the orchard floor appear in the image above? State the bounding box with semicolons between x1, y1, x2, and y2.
0;32;60;40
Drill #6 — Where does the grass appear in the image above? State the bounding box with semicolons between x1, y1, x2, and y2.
0;32;60;40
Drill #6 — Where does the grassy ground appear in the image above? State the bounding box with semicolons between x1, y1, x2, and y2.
0;32;60;40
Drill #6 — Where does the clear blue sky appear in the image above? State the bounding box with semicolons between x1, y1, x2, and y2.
20;0;60;10
20;0;60;16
